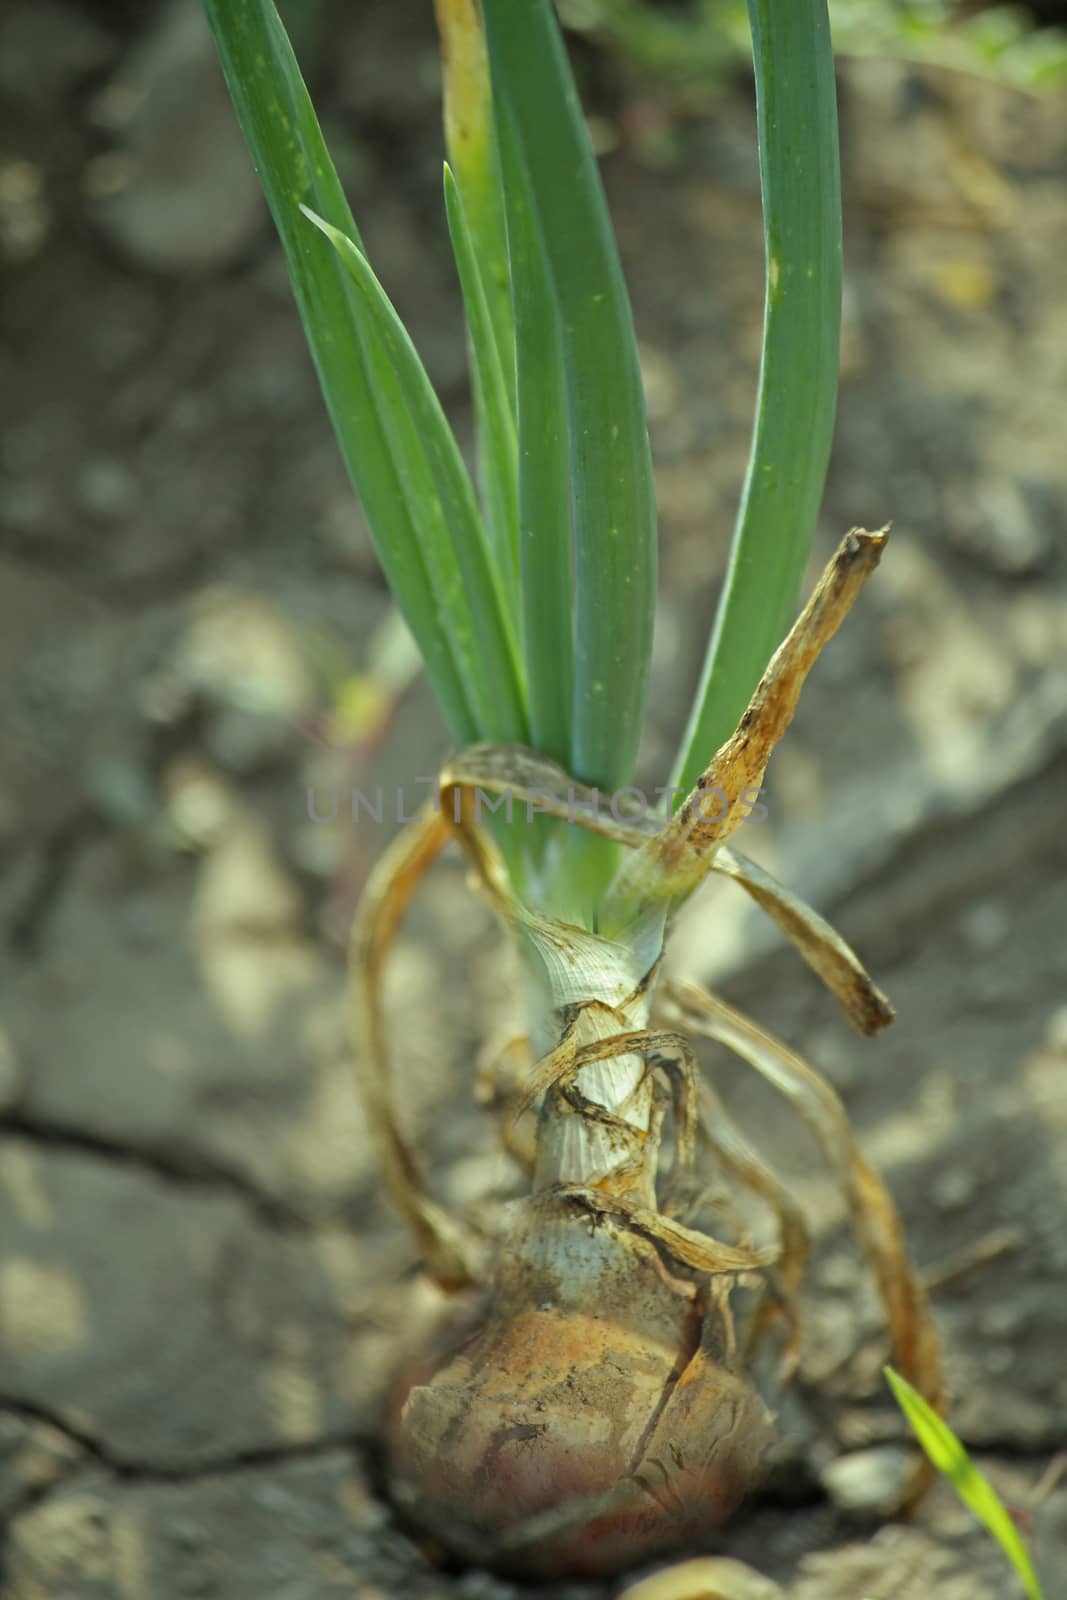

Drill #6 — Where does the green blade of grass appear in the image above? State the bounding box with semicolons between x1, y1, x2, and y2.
885;1368;1044;1600
672;0;842;796
297;207;526;745
202;0;523;748
443;164;521;616
482;0;657;796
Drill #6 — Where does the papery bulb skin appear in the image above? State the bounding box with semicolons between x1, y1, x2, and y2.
388;1198;774;1578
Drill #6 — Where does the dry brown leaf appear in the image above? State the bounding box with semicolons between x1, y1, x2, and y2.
560;1185;778;1277
606;529;888;919
349;805;484;1290
712;847;894;1035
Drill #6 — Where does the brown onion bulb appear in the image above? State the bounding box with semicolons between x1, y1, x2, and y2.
388;1197;774;1578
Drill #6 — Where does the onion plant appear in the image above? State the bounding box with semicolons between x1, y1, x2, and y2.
206;0;943;1578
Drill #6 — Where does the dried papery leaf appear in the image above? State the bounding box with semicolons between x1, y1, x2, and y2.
647;1032;700;1174
436;754;517;913
618;1555;785;1600
693;1079;811;1384
349;806;484;1289
560;1185;778;1278
514;1022;705;1212
518;1026;691;1123
530;995;661;1205
606;529;888;923
712;847;894;1035
513;1011;582;1121
663;978;943;1508
440;740;657;847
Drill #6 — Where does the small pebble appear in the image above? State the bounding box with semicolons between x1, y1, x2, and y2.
85;758;155;829
818;1251;858;1291
978;1301;1025;1339
932;1167;976;1212
164;762;235;849
959;899;1009;951
76;458;138;521
167;1517;204;1551
820;1445;912;1519
982;1344;1015;1376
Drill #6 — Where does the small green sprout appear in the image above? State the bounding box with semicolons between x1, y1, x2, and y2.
885;1366;1045;1600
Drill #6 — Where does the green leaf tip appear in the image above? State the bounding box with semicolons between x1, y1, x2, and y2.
298;201;352;250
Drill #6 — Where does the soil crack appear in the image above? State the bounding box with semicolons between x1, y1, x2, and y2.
0;1394;369;1489
0;1114;313;1234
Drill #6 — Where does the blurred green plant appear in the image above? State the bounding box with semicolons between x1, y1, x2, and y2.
561;0;1067;94
886;1366;1045;1600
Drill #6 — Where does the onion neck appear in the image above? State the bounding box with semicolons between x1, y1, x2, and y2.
515;913;667;1206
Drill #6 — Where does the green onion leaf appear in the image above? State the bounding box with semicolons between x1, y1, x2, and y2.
443;163;521;616
434;0;515;407
300;205;526;745
493;102;573;771
202;0;524;747
482;0;657;795
673;0;843;795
